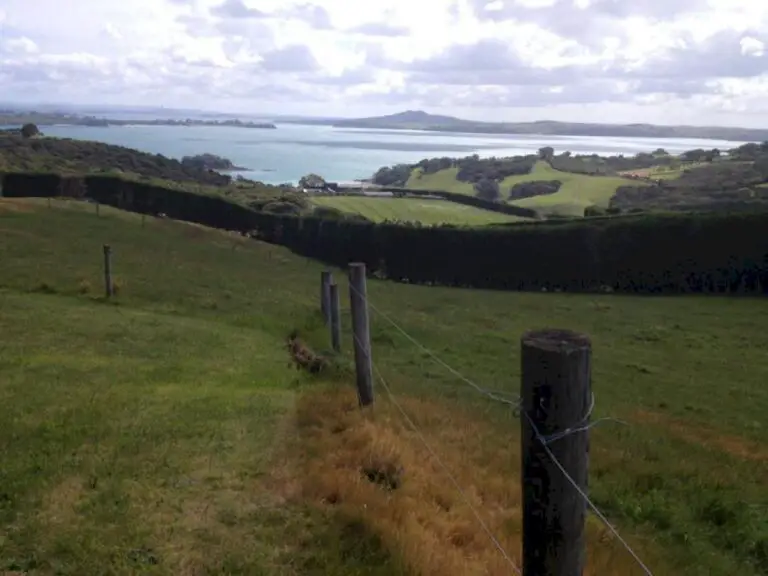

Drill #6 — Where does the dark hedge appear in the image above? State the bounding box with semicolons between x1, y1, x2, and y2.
3;172;766;295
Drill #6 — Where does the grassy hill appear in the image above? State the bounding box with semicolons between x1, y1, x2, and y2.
407;161;630;216
1;197;766;575
310;196;528;225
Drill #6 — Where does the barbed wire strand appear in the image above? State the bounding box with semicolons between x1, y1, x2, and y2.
346;284;654;575
348;283;521;409
353;332;522;576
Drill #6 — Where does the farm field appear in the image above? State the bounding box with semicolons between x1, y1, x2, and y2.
311;195;526;224
406;161;633;216
1;197;767;576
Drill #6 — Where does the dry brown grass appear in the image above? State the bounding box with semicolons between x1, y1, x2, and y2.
0;198;38;213
39;476;86;528
292;384;662;576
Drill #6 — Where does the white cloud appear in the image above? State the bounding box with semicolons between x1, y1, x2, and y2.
1;0;768;124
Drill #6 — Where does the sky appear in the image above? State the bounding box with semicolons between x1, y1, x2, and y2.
2;0;768;125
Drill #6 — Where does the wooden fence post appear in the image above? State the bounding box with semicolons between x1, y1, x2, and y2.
103;244;113;298
141;213;146;228
47;197;51;209
349;263;373;406
96;203;100;216
521;329;591;576
320;270;332;324
329;282;341;352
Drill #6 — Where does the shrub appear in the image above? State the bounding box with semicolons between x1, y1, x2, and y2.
508;180;562;200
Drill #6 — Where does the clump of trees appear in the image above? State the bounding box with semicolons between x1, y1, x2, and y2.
372;164;412;187
298;173;326;189
181;153;242;171
473;178;500;201
456;155;536;183
509;180;562;200
21;123;40;138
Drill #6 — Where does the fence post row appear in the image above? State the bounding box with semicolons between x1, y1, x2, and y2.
320;270;332;324
329;282;341;353
521;329;591;576
348;263;374;407
103;244;113;298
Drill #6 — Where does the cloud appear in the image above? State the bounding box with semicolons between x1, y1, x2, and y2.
0;0;768;124
210;0;266;19
259;44;319;72
282;3;334;29
348;22;409;37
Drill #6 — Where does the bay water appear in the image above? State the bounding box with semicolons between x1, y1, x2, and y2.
39;123;744;185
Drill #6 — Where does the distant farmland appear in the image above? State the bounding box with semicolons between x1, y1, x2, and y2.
406;161;634;217
311;196;528;225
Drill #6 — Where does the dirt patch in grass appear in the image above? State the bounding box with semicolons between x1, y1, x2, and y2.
291;384;656;575
633;409;768;464
39;476;86;528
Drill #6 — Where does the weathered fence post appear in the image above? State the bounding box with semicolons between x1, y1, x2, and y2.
349;263;373;406
103;244;113;298
141;213;146;228
329;282;341;352
96;202;100;216
521;329;591;576
320;270;332;324
47;197;51;209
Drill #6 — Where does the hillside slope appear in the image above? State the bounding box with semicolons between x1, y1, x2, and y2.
0;133;232;186
1;198;766;575
407;161;630;216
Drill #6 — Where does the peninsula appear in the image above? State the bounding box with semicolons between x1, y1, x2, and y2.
0;111;277;130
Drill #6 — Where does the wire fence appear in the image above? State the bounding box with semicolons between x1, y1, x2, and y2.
347;281;654;576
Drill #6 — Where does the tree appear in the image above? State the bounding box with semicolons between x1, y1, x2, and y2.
21;123;40;138
299;173;326;189
474;178;500;201
538;146;555;161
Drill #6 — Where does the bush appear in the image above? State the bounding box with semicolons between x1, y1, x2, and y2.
263;201;303;215
474;178;500;201
584;206;606;217
508;180;562;200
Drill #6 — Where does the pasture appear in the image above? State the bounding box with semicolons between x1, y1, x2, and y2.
311;195;525;224
407;161;632;216
0;197;766;576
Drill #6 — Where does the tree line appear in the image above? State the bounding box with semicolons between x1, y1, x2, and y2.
3;172;766;296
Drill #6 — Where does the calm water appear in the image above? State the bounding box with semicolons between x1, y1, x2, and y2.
39;123;745;185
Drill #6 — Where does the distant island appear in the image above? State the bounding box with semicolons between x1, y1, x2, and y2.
0;111;277;130
292;110;768;142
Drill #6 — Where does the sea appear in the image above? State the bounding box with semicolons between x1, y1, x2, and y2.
37;122;746;186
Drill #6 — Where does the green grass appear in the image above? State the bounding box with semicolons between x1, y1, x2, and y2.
1;197;767;575
407;162;633;217
311;195;526;225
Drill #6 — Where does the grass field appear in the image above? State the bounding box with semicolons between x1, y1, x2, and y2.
406;162;633;216
1;197;767;575
311;196;526;225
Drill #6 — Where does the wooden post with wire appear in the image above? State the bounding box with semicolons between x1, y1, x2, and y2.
348;262;373;406
103;244;113;298
329;282;341;352
521;329;591;576
320;270;332;324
